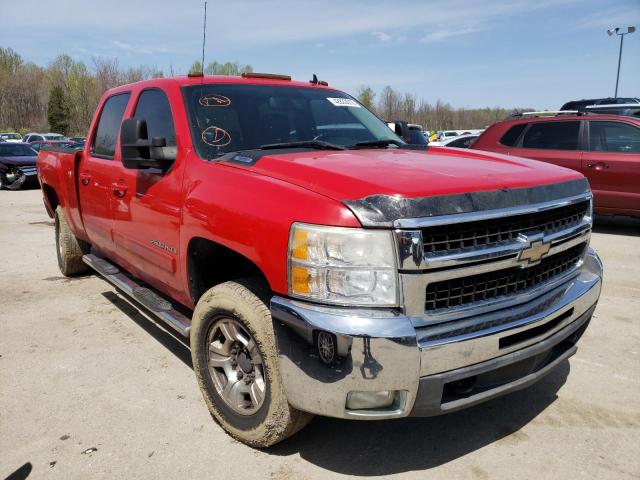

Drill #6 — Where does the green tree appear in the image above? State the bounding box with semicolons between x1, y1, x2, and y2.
356;85;376;111
47;85;70;135
189;61;203;75
0;47;23;74
205;61;252;75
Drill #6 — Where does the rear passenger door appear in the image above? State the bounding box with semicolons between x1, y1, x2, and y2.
512;120;584;173
582;120;640;213
78;92;130;254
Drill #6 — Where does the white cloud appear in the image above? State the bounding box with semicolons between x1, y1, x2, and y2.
108;40;171;55
421;27;483;43
371;31;393;42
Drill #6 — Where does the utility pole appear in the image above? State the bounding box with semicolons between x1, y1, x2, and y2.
607;26;636;98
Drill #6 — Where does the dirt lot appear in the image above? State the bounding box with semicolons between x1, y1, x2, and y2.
1;188;639;480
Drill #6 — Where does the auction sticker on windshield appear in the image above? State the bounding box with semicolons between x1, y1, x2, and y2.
327;97;361;107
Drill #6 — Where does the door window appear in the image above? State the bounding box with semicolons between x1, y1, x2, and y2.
91;93;131;158
133;89;176;146
521;121;580;150
589;121;640;153
499;123;526;146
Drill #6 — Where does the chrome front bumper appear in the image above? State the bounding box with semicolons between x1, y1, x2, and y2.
270;248;602;420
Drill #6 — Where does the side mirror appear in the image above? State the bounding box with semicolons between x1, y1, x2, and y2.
391;120;412;143
120;118;176;170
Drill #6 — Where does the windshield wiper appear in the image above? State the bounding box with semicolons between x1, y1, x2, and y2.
259;140;346;151
351;139;404;149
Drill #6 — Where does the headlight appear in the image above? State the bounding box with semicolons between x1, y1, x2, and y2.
288;223;398;306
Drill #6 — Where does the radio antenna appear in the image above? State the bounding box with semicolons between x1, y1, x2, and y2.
201;1;207;74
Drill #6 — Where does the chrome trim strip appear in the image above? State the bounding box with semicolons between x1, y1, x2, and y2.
425;231;588;283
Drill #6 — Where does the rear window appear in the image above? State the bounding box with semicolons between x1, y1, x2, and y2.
0;144;36;156
499;123;526;146
521;121;580;150
91;93;131;158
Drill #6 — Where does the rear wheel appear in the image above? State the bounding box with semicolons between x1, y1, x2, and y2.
55;206;90;276
191;279;312;447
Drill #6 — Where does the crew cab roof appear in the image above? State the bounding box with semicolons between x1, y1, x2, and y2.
105;75;336;96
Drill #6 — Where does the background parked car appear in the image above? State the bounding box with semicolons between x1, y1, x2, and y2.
68;136;86;142
0;132;22;143
22;133;66;143
471;113;640;217
583;103;640;118
429;134;479;148
560;97;640;111
29;140;84;152
0;142;38;190
437;129;483;141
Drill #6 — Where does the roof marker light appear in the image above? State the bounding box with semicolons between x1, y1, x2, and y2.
241;72;291;81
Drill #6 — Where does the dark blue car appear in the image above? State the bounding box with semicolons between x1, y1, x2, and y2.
0;142;38;190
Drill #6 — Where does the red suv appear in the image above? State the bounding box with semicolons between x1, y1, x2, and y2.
472;114;640;217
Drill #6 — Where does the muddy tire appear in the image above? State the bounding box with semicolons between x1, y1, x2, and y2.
191;279;312;447
55;206;90;276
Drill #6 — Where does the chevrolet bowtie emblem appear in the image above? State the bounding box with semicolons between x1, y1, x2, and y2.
518;239;551;265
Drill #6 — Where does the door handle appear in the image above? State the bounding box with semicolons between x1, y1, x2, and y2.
79;172;91;185
111;181;128;198
586;162;609;170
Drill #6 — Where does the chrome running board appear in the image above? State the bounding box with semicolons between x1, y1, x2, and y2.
83;254;191;337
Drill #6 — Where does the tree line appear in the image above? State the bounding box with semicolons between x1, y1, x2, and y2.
0;47;253;136
356;85;533;131
1;46;531;136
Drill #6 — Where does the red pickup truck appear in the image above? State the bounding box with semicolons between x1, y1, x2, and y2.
37;73;603;447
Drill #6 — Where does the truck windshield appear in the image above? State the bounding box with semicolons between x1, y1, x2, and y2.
182;84;402;159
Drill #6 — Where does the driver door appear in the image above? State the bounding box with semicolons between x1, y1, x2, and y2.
109;88;185;298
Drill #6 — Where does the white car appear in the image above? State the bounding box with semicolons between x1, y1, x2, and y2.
429;134;479;148
0;133;22;143
22;133;66;143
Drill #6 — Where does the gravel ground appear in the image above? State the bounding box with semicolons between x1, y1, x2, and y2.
1;188;639;480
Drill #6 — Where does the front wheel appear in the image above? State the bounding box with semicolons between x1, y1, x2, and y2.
191;279;312;447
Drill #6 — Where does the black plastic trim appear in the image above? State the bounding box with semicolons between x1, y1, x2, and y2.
344;178;590;227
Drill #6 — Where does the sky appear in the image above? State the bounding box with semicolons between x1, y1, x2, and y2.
2;0;639;109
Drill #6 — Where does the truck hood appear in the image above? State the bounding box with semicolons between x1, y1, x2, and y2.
239;147;583;202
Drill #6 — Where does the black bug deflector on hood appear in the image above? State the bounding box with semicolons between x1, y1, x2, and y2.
342;178;591;227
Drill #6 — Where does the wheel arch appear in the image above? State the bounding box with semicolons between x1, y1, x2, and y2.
187;236;271;305
42;183;60;218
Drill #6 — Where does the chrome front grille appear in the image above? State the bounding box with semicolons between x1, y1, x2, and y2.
425;242;587;311
421;200;589;254
395;191;593;324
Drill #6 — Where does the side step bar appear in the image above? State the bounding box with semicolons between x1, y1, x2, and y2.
83;254;191;337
